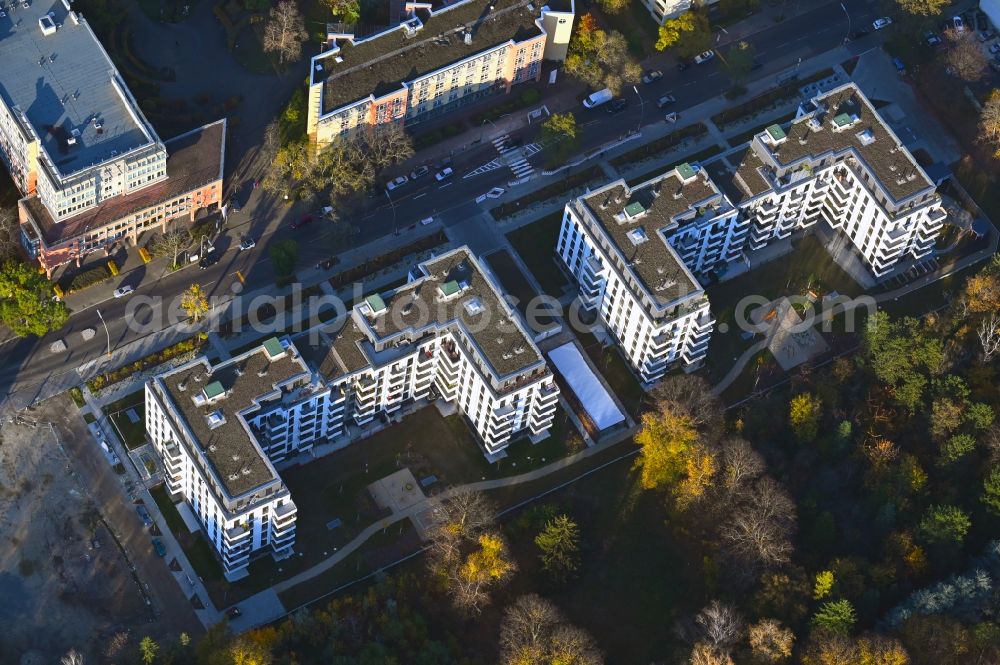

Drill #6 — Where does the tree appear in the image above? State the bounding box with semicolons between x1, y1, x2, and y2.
535;514;581;582
635;406;700;490
0;208;25;257
322;0;360;22
362;123;415;172
542;112;580;165
720;437;765;497
918;504;971;544
720;477;797;570
651;374;723;437
180;284;211;323
748;619;795;662
152;229;191;268
982;467;1000;514
724;41;756;85
939;433;977;465
895;0;949;16
656;10;712;57
980;89;1000;158
596;0;628;14
789;393;822;443
139;636;159;665
269;239;299;277
448;532;517;614
803;633;909;665
943;29;987;82
814;570;835;599
963;255;1000;312
811;599;857;634
61;649;84;665
229;638;271;665
0;260;68;337
263;0;308;64
695;601;743;653
978;313;1000;360
863;312;944;412
499;594;602;665
690;643;734;665
565;14;641;94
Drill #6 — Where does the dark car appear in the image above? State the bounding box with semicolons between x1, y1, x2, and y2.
676;59;691;71
199;247;219;269
606;98;628;114
290;214;312;230
152;538;166;557
849;29;870;40
135;504;153;528
227;606;242;619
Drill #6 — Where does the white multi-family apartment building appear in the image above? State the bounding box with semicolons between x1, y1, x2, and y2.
637;0;719;26
147;247;559;578
306;0;574;145
731;83;947;278
557;163;716;384
298;246;561;455
0;0;225;274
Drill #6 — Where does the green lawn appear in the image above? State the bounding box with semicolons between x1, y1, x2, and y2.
103;391;148;450
150;483;225;583
507;212;571;298
150;484;189;539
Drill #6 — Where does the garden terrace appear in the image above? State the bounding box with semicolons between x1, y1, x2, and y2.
753;84;935;204
578;166;718;306
319;0;542;112
730;146;773;202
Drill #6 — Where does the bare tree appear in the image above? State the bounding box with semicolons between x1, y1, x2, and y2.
720;477;797;570
363;123;415;172
0;208;22;258
263;0;309;64
426;487;498;565
748;619;795;662
651;374;723;439
500;594;603;665
720;437;765;497
151;229;192;267
61;649;84;665
262;120;281;162
689;643;734;665
943;28;987;82
978;312;1000;360
695;601;743;652
980;89;1000;159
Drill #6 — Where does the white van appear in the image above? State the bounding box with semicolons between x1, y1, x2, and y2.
583;88;613;109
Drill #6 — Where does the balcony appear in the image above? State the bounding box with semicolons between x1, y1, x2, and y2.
273;502;297;523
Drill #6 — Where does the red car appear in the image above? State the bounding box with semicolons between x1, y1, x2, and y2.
290;214;312;230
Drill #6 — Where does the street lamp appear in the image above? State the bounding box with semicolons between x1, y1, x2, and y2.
95;309;111;358
632;85;644;134
481;117;498;143
840;3;851;44
384;189;399;236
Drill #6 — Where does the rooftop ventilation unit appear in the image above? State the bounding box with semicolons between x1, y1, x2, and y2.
463;31;472;45
206;410;226;429
39;14;57;36
627;227;648;246
623;201;646;220
463;297;485;316
856;128;876;146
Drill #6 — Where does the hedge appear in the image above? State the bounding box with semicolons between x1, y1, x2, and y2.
61;264;113;294
609;122;708;167
489;166;604;220
711;68;835;128
86;334;207;393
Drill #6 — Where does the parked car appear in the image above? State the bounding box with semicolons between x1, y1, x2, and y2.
693;50;715;64
872;17;892;30
979;30;993;42
435;167;454;181
227;606;243;619
410;165;430;180
606;98;628;114
641;69;663;84
990;42;1000;53
136;504;153;527
113;285;134;298
950;16;964;32
199;246;219;269
385;175;408;191
849;29;870;40
676;59;691;71
152;538;166;557
583;88;613;108
239;236;256;251
925;31;941;45
892;57;906;73
290;214;312;229
656;94;676;108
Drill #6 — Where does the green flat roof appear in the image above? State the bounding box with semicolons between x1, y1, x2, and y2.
440;280;461;296
766;124;786;141
832;113;852;127
262;337;284;359
203;380;225;400
624;201;645;217
365;294;386;313
676;162;696;180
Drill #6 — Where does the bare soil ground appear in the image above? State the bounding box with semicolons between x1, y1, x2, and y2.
0;395;149;664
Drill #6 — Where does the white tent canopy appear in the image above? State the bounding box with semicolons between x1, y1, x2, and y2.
547;343;626;431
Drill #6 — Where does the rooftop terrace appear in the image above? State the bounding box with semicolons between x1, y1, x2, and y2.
0;0;155;177
319;0;542;112
755;84;934;203
159;339;309;498
312;247;546;381
580;168;713;307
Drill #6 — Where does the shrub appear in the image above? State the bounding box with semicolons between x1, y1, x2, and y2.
61;264;113;294
69;387;85;408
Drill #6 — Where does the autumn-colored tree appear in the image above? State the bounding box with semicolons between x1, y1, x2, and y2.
499;594;603;665
565;13;641;94
689;642;734;665
748;619;795;662
803;633;909;665
534;514;581;582
139;637;159;665
596;0;628;14
229;637;272;665
656;10;712;57
813;570;835;599
895;0;948;16
980;90;1000;159
322;0;360;22
180;284;211;323
789;393;822;443
635;407;700;489
449;533;517;614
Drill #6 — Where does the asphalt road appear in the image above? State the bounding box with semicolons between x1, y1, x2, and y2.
0;0;884;412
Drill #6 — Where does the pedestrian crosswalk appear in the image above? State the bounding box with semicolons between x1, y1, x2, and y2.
492;134;538;180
